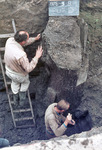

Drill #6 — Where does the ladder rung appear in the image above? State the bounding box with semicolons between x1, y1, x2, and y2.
13;108;31;113
0;47;5;51
9;91;13;95
7;81;11;85
16;124;34;128
0;33;14;38
11;101;14;104
1;59;5;63
2;60;5;63
15;117;33;121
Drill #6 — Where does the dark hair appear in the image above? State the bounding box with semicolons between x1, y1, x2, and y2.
56;100;70;111
14;30;27;43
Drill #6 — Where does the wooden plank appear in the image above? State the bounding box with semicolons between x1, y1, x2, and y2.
0;33;14;38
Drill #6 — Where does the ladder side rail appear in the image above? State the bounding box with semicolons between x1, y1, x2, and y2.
0;54;16;127
0;19;16;38
0;19;17;127
27;89;35;124
12;19;16;33
0;33;14;38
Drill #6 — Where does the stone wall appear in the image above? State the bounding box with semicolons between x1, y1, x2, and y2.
78;0;102;127
0;0;48;35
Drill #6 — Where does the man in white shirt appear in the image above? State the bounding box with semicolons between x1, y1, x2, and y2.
4;30;43;108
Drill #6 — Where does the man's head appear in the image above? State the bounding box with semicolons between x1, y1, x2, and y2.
56;100;70;112
14;30;29;45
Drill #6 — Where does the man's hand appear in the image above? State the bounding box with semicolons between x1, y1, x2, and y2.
67;113;75;125
64;113;75;127
35;34;41;41
69;119;75;125
67;113;72;120
35;46;43;59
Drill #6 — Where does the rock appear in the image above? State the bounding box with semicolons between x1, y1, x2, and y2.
44;16;82;70
80;0;102;12
43;16;89;86
0;0;48;35
43;87;57;104
79;0;102;128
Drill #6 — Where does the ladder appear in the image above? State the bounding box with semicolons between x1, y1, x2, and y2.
0;19;35;128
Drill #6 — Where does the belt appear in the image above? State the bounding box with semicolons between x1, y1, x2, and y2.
5;65;24;76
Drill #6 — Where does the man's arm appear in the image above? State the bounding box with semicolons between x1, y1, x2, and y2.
49;114;75;137
48;116;68;137
66;113;75;125
18;46;43;73
23;34;41;46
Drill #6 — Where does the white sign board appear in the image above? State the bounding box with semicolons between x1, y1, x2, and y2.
49;0;79;16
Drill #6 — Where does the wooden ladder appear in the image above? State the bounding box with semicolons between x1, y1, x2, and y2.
0;19;35;128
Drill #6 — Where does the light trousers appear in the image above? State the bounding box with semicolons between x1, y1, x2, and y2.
6;70;30;94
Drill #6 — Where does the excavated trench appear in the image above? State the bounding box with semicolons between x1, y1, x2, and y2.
0;80;92;146
0;0;101;146
0;61;92;146
0;21;92;145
